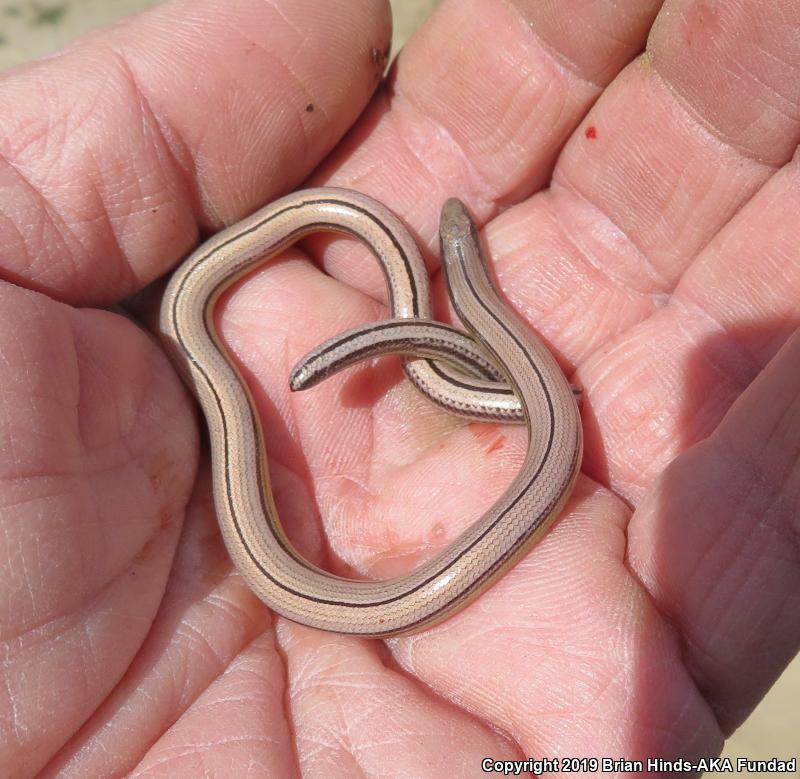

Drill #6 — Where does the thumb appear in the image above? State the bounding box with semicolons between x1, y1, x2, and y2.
0;0;390;305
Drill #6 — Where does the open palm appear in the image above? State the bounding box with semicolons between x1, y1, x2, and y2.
2;0;798;775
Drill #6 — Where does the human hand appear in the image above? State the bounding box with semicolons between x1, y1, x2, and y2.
2;0;798;775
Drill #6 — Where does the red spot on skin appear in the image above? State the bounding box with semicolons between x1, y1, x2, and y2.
379;618;385;624
468;422;500;441
468;422;505;455
585;125;597;139
486;435;506;455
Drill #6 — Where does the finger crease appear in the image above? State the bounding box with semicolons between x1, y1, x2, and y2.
548;178;673;295
0;149;84;283
391;89;499;207
503;0;605;91
109;46;203;225
647;52;786;170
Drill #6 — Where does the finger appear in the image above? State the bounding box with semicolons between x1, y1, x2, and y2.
0;0;390;305
580;151;800;499
0;283;196;776
553;0;800;288
628;329;800;733
307;0;663;300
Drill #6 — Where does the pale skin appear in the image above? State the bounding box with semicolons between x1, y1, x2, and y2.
1;0;799;775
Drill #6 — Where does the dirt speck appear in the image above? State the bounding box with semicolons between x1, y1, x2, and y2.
370;43;390;75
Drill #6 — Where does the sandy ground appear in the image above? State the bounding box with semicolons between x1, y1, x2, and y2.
0;0;796;766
